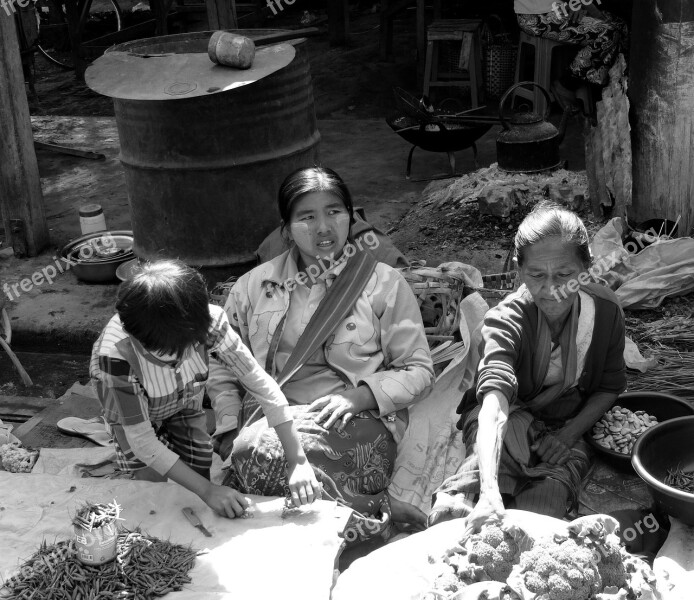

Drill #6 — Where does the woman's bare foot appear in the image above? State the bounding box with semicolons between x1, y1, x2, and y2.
389;495;427;532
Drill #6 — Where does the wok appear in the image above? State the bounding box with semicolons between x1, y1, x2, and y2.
386;115;493;180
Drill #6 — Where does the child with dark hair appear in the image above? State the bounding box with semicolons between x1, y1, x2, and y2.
91;260;319;517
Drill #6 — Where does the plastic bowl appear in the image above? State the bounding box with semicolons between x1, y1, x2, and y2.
633;416;694;525
585;392;694;472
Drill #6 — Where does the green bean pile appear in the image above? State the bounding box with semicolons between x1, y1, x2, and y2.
73;501;122;532
664;466;694;494
1;530;198;600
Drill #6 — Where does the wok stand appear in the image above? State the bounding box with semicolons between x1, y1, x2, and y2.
406;141;478;182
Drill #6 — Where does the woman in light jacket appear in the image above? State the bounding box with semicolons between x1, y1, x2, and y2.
207;167;434;543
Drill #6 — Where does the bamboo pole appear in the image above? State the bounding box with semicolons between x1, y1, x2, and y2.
0;10;49;257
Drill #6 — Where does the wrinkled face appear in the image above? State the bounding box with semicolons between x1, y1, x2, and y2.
287;191;351;268
519;237;586;322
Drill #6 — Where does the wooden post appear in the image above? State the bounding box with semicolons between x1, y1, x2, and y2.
0;10;49;257
206;0;237;30
64;0;84;79
629;0;694;236
327;0;348;46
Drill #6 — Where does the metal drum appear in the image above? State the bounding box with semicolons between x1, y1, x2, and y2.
86;32;320;268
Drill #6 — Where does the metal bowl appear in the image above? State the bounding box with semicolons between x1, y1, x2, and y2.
633;416;694;525
115;258;142;282
585;392;694;472
60;231;134;283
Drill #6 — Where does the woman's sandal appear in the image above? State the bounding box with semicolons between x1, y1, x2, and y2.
56;417;113;447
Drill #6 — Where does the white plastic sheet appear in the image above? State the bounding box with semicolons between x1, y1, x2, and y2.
332;510;566;600
0;471;351;599
590;218;694;309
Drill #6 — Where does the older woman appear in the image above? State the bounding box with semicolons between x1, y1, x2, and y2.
206;167;434;542
429;203;626;533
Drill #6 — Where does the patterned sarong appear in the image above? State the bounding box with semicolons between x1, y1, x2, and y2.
435;397;593;517
517;10;628;85
223;398;395;544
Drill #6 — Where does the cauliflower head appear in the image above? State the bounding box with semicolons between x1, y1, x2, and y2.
515;538;601;600
468;524;522;583
567;515;628;591
0;442;39;473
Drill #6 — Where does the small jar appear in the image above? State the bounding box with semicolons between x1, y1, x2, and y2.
79;204;107;235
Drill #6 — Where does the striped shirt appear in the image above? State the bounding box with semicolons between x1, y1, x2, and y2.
90;304;292;472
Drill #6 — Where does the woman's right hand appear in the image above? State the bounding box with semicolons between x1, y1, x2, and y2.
202;483;249;518
286;459;322;507
463;491;505;539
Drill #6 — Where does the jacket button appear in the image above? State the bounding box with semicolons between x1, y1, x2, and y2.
346;322;356;330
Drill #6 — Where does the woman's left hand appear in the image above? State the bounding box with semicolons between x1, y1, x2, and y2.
307;388;375;432
531;429;576;465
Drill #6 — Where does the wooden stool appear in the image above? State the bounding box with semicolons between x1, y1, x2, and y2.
423;19;484;107
514;30;594;116
514;31;564;114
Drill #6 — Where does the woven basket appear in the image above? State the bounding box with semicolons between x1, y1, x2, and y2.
484;38;518;99
481;15;518;99
210;276;238;308
399;263;469;343
473;271;519;307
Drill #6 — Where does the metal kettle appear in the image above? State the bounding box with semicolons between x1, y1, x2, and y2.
496;81;570;173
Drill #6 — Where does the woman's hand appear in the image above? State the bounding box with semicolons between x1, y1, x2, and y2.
463;490;506;539
307;387;376;432
286;458;322;507
531;429;576;465
202;483;249;518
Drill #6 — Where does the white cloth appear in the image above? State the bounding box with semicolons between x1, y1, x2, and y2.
388;291;488;514
0;471;350;599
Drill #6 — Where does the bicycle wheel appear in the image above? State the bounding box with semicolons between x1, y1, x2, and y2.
36;0;122;71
